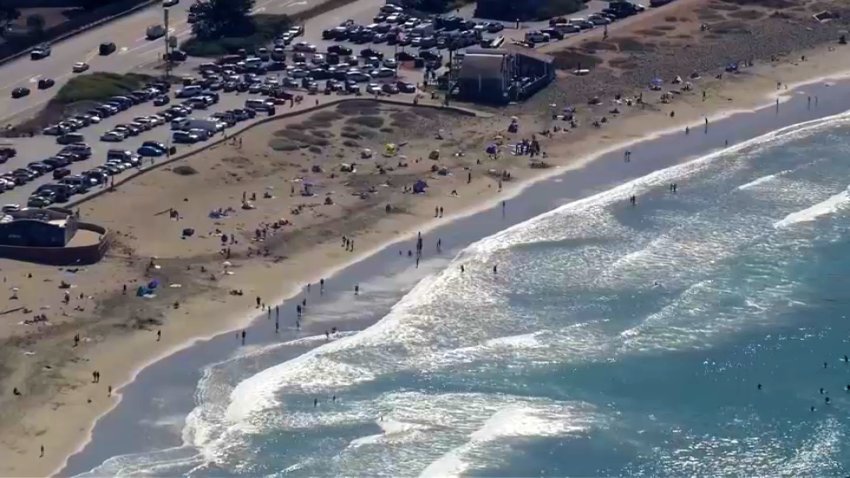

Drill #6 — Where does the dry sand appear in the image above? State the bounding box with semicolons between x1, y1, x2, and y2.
3;0;850;475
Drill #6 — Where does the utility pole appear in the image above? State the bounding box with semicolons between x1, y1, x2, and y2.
163;8;171;79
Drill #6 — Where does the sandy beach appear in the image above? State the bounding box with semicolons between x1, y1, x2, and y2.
3;0;850;475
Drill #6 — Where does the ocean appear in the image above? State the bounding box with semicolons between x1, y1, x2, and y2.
66;95;850;476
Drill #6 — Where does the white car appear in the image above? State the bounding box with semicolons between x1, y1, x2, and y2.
163;0;179;6
100;131;125;142
366;83;382;95
72;62;89;73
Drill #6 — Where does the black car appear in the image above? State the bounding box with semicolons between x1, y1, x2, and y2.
99;42;117;55
52;168;71;180
397;81;416;93
11;87;30;98
327;44;352;56
37;78;55;90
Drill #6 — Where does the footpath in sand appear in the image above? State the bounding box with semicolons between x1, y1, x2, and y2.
2;0;850;475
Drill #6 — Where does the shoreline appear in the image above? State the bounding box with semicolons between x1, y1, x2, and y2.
58;46;850;475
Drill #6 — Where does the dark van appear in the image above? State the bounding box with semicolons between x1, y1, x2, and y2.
99;42;117;55
56;133;84;145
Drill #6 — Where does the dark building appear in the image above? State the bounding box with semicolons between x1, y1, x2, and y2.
475;0;548;21
0;209;78;247
455;47;555;105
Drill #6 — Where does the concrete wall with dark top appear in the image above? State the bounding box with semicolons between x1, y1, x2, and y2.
0;222;110;265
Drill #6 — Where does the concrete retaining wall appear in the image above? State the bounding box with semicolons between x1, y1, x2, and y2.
0;221;110;265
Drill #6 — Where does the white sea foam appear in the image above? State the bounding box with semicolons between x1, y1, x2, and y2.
773;186;850;228
738;169;792;190
470;110;850;257
420;403;600;478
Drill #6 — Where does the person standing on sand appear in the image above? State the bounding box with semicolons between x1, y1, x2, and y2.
241;330;246;345
275;317;279;334
40;445;44;458
320;278;325;294
355;284;360;295
256;296;261;308
493;265;497;274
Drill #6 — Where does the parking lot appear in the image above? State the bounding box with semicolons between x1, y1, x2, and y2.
0;0;647;209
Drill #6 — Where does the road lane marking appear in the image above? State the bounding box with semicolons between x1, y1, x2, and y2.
28;75;42;83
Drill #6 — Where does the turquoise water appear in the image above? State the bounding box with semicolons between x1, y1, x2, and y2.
77;113;850;476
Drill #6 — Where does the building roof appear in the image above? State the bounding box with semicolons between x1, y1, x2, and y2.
458;51;509;81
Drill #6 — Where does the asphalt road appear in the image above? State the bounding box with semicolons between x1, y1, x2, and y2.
0;0;327;124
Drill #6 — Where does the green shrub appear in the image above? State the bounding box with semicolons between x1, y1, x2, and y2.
181;14;291;57
55;72;151;104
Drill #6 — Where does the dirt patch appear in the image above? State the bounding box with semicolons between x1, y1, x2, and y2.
664;15;679;22
172;165;198;176
654;25;677;32
268;138;301;151
720;0;793;8
551;49;603;70
710;20;751;35
613;37;655;52
307;146;323;154
581;40;617;53
311;130;334;139
336;100;381;116
636;28;667;37
673;33;693;39
696;8;725;21
608;57;639;71
379;127;394;134
340;131;361;140
310;111;344;122
345;115;385;128
728;9;764;20
710;2;741;11
342;139;360;148
275;129;332;147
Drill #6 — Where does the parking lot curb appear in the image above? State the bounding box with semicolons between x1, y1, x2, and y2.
66;97;490;209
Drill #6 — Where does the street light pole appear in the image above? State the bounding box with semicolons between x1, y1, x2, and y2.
163;8;171;79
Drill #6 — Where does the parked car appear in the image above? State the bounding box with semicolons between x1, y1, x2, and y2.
53;168;71;180
72;62;90;73
37;78;55;89
137;145;166;157
381;83;399;94
396;81;416;93
11;87;30;98
100;131;125;142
